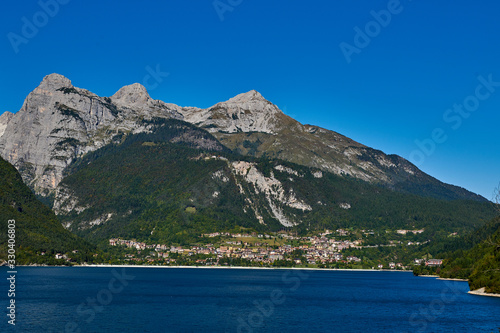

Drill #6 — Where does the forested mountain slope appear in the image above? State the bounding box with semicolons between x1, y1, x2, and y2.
53;119;496;246
0;156;95;264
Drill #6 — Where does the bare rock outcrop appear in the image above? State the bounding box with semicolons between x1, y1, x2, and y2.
0;74;181;195
0;112;14;138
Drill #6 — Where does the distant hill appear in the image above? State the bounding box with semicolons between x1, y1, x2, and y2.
0;156;95;264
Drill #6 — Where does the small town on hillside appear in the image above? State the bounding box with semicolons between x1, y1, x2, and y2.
104;228;442;269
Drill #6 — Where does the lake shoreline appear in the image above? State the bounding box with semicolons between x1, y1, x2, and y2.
415;275;468;282
77;264;414;272
437;277;468;282
417;276;500;297
468;287;500;298
13;264;412;272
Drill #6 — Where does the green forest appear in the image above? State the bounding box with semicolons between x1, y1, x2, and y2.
0;156;96;264
413;215;500;293
439;217;500;293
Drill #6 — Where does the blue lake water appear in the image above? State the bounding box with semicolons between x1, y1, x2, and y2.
1;267;499;332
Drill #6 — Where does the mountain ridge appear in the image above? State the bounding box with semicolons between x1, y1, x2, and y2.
0;74;182;195
0;73;486;202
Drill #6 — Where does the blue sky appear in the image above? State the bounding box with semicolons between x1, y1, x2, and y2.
1;0;499;199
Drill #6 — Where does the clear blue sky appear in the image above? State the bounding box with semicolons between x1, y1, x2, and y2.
1;0;499;200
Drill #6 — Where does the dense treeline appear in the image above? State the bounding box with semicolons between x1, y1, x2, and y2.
437;217;500;293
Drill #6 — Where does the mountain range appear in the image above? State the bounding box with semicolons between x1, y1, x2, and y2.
0;74;497;249
0;74;485;202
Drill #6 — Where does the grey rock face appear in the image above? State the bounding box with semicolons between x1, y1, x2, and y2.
181;90;284;134
0;74;182;195
0;112;14;138
111;83;151;107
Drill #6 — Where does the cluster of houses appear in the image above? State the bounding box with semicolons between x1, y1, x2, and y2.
51;250;79;261
107;229;438;268
414;258;443;266
202;232;268;238
377;262;403;269
396;229;425;235
108;234;364;265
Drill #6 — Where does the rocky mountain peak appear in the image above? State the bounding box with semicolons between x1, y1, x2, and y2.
222;90;276;111
177;90;288;135
38;73;73;90
0;111;14;121
227;90;265;103
111;83;151;106
223;90;281;117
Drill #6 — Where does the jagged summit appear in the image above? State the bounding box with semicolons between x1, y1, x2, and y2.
221;90;275;110
182;89;285;135
213;89;280;115
111;83;151;106
226;90;266;103
38;73;73;90
0;111;13;118
0;75;180;194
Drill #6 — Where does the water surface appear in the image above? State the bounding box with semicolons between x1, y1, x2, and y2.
1;267;499;332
